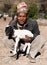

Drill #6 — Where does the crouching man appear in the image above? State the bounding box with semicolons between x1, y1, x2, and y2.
5;2;46;61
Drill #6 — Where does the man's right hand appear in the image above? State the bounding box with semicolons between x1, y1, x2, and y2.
22;35;32;42
12;36;17;39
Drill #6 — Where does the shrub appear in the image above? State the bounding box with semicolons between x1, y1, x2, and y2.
0;4;4;12
44;11;47;19
10;5;17;13
3;4;11;13
28;4;38;19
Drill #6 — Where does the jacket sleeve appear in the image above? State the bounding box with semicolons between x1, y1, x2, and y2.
32;21;40;39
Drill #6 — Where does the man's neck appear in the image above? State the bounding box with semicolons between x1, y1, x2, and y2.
17;21;25;26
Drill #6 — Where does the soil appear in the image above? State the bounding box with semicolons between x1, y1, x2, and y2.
0;17;47;65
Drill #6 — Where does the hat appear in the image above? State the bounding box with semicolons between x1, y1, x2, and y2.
17;2;28;13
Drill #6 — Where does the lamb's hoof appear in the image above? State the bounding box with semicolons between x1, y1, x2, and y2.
26;54;29;57
10;50;15;54
23;54;26;56
10;50;17;56
10;54;17;57
10;51;16;56
10;53;18;60
10;50;20;60
10;50;13;53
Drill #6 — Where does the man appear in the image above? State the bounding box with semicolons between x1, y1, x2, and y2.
5;2;46;61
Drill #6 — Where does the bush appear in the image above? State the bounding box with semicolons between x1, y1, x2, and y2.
44;12;47;19
8;5;17;16
28;4;38;19
3;4;11;13
0;4;4;12
10;5;17;13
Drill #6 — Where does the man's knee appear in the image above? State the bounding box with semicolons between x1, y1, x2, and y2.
29;35;46;58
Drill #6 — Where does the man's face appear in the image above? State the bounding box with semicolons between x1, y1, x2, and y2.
17;12;27;24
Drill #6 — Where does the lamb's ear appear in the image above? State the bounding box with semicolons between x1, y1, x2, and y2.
5;25;10;32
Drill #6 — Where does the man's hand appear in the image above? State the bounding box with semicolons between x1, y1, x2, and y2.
12;35;32;42
22;35;32;42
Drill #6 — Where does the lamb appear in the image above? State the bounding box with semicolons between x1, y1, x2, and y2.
5;25;34;58
13;29;34;55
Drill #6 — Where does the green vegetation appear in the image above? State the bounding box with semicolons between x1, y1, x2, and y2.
10;5;17;13
28;4;38;19
44;11;47;19
2;4;11;13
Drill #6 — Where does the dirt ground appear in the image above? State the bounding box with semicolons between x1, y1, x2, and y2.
0;17;47;65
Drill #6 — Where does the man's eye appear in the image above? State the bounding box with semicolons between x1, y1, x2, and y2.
19;16;22;17
18;16;26;17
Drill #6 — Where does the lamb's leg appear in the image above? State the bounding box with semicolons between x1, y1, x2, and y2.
26;43;31;55
23;43;28;52
12;37;20;55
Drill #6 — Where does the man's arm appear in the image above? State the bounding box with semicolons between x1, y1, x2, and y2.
22;20;40;42
22;35;32;42
32;21;40;39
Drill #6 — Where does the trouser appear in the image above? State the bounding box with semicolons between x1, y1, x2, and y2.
3;35;46;58
29;35;46;58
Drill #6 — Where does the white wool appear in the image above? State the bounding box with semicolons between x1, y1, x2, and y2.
12;29;34;55
5;25;34;55
13;29;34;38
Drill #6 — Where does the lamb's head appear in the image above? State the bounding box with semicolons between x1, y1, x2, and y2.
5;25;14;39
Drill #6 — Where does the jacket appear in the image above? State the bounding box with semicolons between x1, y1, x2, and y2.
5;19;40;40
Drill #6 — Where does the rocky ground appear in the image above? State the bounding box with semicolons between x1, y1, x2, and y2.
0;17;47;65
